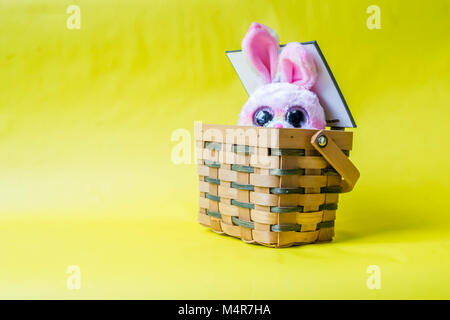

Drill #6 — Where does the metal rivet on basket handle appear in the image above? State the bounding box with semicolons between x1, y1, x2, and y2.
311;130;360;193
316;134;328;148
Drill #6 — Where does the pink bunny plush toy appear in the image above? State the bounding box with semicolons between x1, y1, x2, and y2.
238;23;326;130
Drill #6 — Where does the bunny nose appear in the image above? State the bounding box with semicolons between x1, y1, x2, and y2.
274;123;283;128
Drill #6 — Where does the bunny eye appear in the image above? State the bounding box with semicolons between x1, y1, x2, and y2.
253;107;274;127
286;106;308;128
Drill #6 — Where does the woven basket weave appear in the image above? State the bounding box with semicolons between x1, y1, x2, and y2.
195;123;358;248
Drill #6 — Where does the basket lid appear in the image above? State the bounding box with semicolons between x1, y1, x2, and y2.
226;41;356;128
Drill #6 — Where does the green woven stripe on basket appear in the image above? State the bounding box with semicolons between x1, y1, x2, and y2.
231;164;255;173
232;144;254;154
205;193;220;202
317;220;335;229
270;187;305;194
231;199;255;209
321;167;339;176
319;203;338;211
204;141;222;151
203;159;221;168
231;216;255;229
206;209;222;218
204;176;220;185
270;220;335;232
271;224;302;232
269;168;305;176
270;148;305;156
231;182;255;191
320;186;342;193
270;206;304;213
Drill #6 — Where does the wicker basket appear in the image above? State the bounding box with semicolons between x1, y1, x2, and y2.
195;122;359;248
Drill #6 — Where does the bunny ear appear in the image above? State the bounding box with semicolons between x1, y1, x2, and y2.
242;23;279;84
279;42;318;90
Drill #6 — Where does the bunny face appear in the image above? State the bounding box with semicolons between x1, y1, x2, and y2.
237;23;326;130
238;82;326;129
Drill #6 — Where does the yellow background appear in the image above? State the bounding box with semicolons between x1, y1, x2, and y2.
1;0;449;299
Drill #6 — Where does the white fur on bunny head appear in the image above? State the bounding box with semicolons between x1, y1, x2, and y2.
238;22;326;129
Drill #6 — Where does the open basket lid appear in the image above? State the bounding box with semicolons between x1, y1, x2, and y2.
226;41;356;128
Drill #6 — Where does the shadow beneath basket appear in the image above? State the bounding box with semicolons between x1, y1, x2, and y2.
333;209;436;244
199;207;439;247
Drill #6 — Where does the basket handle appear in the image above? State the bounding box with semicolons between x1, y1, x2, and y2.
311;130;360;193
